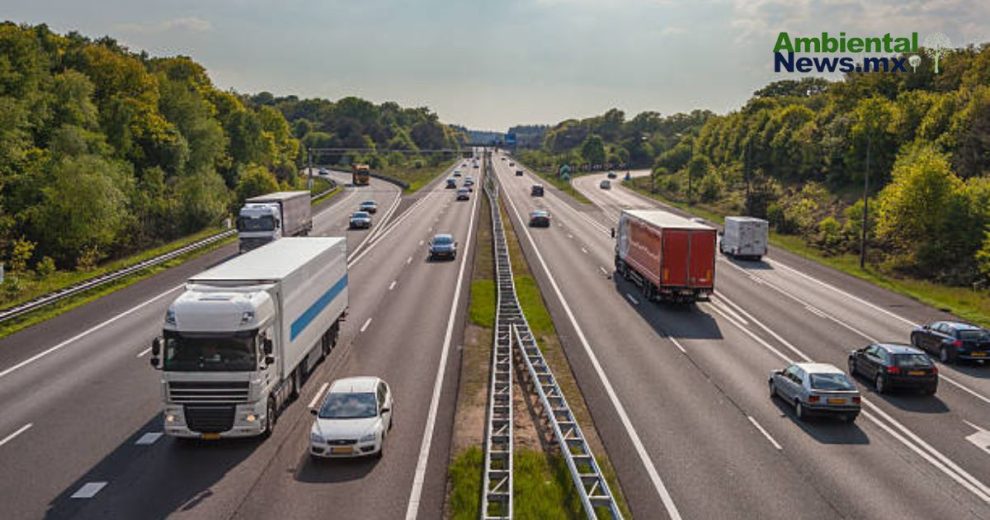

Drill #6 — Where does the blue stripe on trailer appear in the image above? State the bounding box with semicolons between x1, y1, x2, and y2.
290;274;347;341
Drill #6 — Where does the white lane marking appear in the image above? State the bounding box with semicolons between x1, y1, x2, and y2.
135;432;163;445
406;168;481;520
360;318;372;333
0;423;32;448
625;293;639;306
0;285;183;381
581;247;588;254
599;266;609;276
389;280;397;291
964;421;990;455
705;303;792;364
804;305;827;318
669;336;687;354
419;240;424;246
71;482;108;499
747;415;783;450
308;382;330;409
715;293;990;503
136;347;152;358
407;256;413;265
710;299;748;326
498;170;683;520
568;234;574;239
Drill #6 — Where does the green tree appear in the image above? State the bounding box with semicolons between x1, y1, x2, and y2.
235;164;279;204
580;134;606;167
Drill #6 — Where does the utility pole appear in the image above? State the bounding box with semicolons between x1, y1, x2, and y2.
860;132;871;269
307;148;314;190
744;139;752;216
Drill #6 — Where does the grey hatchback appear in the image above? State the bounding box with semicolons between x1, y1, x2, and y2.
769;362;861;422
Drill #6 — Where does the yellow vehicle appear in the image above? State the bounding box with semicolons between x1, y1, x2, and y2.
352;164;371;186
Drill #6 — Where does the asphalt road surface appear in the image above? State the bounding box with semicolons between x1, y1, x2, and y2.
0;158;479;519
494;154;989;519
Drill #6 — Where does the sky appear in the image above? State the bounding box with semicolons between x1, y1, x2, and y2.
3;0;989;130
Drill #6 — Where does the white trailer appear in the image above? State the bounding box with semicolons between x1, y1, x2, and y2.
238;191;312;253
151;237;347;439
720;216;769;260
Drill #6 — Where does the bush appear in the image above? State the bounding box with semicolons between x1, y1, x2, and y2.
3;276;23;300
817;216;843;253
9;238;35;273
35;256;56;278
698;173;724;202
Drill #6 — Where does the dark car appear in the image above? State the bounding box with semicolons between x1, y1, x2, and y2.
349;211;372;229
531;184;544;197
911;321;990;364
429;234;457;260
446;178;457;189
848;343;938;395
529;210;551;227
607;171;617;179
515;169;524;176
456;188;470;201
358;200;378;214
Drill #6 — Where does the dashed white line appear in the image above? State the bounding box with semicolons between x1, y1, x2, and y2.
625;293;639;305
71;482;107;499
581;247;589;254
747;416;783;450
135;432;163;445
389;280;397;291
419;240;424;246
599;266;609;276
567;233;574;238
668;336;687;354
0;423;32;448
360;318;372;333
136;347;152;358
308;382;330;409
407;256;413;265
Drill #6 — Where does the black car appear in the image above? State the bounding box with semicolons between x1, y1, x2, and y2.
428;234;457;260
515;169;524;176
529;210;550;227
531;184;544;197
607;171;617;179
911;321;989;364
848;343;938;394
359;200;378;214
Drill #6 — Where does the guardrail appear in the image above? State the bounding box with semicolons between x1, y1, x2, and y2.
0;182;339;324
486;162;623;520
481;165;514;519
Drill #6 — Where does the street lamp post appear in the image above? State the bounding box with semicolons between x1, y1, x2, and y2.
860;132;871;269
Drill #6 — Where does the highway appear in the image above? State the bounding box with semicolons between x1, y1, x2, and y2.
493;155;990;519
0;161;478;519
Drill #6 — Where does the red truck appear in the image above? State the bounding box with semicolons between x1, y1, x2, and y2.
614;209;716;303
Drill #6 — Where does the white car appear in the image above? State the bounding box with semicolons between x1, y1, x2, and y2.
310;376;393;459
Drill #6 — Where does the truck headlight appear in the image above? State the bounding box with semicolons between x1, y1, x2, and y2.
359;433;377;443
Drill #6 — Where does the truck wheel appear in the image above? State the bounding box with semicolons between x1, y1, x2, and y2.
290;369;301;400
321;330;332;359
262;398;277;438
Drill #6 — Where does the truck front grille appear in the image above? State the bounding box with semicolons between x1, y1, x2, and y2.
169;381;250;404
184;405;235;433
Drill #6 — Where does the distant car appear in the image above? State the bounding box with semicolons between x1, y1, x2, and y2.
349;211;372;229
509;162;515;167
463;178;474;190
473;163;479;169
456;188;470;201
529;210;551;227
607;171;617;179
446;178;458;189
600;180;611;189
310;376;393;460
769;362;860;422
429;233;457;260
689;217;707;225
515;169;524;176
318;167;329;175
359;200;378;214
911;321;989;364
501;157;506;161
531;184;544;197
453;170;462;177
848;343;938;395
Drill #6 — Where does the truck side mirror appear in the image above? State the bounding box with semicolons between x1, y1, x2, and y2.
151;337;162;357
263;338;274;355
265;355;275;365
610;228;615;238
149;357;160;368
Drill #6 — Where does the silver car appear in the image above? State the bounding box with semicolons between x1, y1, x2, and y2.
769;362;860;422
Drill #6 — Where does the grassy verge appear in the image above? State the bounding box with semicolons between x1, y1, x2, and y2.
623;177;990;326
500;201;631;518
0;234;235;339
382;159;461;193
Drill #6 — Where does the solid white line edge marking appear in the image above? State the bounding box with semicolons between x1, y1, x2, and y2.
135;432;163;445
308;382;330;410
0;423;32;448
747;415;783;450
70;482;107;499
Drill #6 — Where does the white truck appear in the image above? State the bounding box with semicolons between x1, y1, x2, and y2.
237;191;313;253
150;237;347;439
719;216;769;260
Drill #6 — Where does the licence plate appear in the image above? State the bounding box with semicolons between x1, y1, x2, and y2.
331;446;353;455
972;352;987;357
827;398;845;405
201;433;220;440
908;370;926;376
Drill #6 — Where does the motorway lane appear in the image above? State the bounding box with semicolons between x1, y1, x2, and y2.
495;154;989;518
0;174;404;518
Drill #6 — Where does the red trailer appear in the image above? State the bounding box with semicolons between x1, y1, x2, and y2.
614;209;716;302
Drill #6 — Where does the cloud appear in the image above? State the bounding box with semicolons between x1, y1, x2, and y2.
115;17;212;35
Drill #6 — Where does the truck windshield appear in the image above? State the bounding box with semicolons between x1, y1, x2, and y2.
163;332;257;372
238;215;276;232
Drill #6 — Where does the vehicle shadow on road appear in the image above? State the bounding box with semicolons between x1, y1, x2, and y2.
770;397;870;445
612;276;724;341
45;415;260;520
294;452;378;483
721;255;774;270
946;362;989;380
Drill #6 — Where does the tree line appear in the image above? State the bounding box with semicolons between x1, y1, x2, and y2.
518;44;990;285
0;22;461;288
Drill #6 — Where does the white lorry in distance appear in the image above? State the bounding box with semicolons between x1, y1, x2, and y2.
720;216;769;260
150;237;348;439
237;191;313;253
